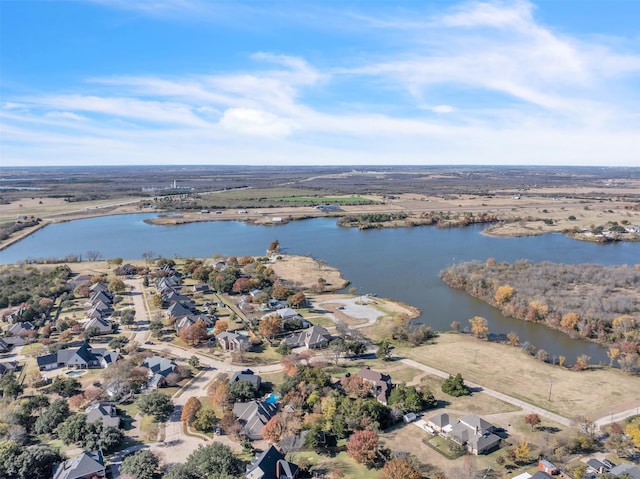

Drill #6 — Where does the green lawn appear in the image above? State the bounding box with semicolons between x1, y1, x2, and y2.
295;451;380;479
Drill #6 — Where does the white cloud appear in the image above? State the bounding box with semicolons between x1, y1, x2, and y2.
219;108;294;137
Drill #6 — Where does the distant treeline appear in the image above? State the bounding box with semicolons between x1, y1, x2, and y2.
441;260;640;348
338;211;498;230
0;217;41;241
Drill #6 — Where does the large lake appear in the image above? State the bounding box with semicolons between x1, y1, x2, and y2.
3;214;639;364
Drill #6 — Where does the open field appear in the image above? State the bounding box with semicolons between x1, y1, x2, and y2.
398;333;640;420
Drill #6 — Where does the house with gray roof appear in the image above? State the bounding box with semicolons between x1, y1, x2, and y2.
433;412;501;455
37;343;117;371
233;400;279;440
426;413;451;433
245;444;299;479
0;361;18;378
231;369;261;390
142;355;176;389
175;314;215;332
356;367;393;405
283;325;331;349
53;450;106;479
89;282;109;293
0;338;10;353
167;301;192;319
85;402;120;429
609;464;640;479
217;331;249;351
7;321;36;337
90;290;113;306
84;317;114;335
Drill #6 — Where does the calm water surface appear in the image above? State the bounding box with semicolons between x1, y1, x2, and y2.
3;214;639;364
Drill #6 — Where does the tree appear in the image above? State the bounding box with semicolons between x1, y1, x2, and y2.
179;319;209;346
120;450;159;479
184;443;244;478
51;376;81;397
329;338;346;365
507;331;519;346
380;458;422;479
341;375;373;398
192;408;218;434
377;339;392;360
57;414;87;444
524;413;541;431
261;414;284;443
109;278;126;294
228;380;257;402
137;391;174;422
3;445;63;479
34;398;70;434
149;320;163;338
346;430;379;466
259;315;282;339
86;250;102;261
561;312;579;331
441;373;470;397
469;316;488;339
625;417;640;448
494;285;514;305
181;397;203;425
232;277;251;294
109;336;129;350
163;464;198;479
514;440;530;463
213;320;228;335
188;355;200;368
605;433;634;458
0;372;23;398
211;382;231;409
288;291;307;308
267;240;280;254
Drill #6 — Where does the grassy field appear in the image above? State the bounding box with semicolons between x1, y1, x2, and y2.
398;333;640;420
295;450;380;479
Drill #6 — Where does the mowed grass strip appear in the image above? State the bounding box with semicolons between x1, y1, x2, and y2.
398;333;640;420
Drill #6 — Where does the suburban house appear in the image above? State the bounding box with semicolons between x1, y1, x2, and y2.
356;367;393;405
37;343;119;371
0;338;10;353
244;445;299;479
193;283;211;294
427;412;501;455
217;331;249;351
89;290;113;306
167;301;193;319
83;317;114;335
162;290;191;305
0;361;18;378
87;301;112;319
99;351;121;368
141;355;176;389
85;402;120;429
230;369;262;390
89;282;109;294
7;321;36;337
262;308;303;322
53;450;106;479
538;459;559;475
233;400;279;440
609;464;640;478
283;325;331;349
175;314;215;333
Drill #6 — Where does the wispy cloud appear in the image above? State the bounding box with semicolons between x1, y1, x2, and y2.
2;0;640;166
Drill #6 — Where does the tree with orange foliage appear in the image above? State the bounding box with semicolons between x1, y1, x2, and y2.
179;319;209;346
261;414;284;443
380;458;422;479
280;354;299;376
561;312;579;332
213;320;228;335
259;315;282;339
469;316;488;339
494;285;514;305
181;397;202;425
346;430;379;466
212;382;231;409
340;375;373;398
524;413;541;431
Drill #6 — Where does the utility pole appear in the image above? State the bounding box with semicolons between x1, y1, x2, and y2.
548;380;553;401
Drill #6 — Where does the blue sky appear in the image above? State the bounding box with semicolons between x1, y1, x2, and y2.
2;0;640;167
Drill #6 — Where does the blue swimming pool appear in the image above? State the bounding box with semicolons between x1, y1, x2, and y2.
265;393;280;404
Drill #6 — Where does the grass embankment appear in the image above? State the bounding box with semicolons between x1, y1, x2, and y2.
398;333;640;420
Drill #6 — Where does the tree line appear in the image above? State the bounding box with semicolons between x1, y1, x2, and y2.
441;259;640;352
